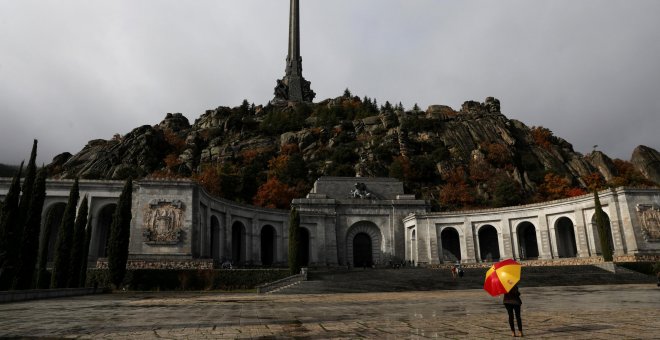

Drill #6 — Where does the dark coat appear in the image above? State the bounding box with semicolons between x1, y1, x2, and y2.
503;285;522;305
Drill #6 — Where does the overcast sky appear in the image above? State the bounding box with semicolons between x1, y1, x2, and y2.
1;0;659;165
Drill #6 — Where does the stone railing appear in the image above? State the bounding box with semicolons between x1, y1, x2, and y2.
256;268;308;294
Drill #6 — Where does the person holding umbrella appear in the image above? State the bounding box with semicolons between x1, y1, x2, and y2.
484;258;524;337
503;284;523;337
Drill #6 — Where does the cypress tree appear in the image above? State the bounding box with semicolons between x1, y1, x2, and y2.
107;178;133;289
0;162;23;290
67;195;88;288
36;204;65;289
79;216;93;287
13;167;47;290
593;190;614;261
288;207;300;275
17;140;38;243
51;178;80;288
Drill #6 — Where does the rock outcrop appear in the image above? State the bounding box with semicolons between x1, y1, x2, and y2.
632;145;660;185
46;95;660;208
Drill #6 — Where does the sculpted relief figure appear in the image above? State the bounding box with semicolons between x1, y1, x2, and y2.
636;204;660;241
350;182;372;199
143;199;185;244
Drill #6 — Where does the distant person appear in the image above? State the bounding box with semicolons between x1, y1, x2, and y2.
503;284;523;337
451;264;458;279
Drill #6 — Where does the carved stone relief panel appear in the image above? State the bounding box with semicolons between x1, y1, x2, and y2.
143;199;185;245
636;204;660;242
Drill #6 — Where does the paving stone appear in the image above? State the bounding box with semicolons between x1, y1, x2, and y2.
1;284;659;339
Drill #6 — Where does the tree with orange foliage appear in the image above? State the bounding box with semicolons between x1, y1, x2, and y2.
438;167;475;210
253;177;297;209
539;173;572;200
192;165;221;197
531;126;553;151
582;172;605;192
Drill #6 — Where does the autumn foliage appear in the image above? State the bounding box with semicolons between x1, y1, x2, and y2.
253;177;298;209
531;126;553;150
539;172;587;200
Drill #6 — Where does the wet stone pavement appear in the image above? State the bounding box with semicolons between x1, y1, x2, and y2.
0;284;659;339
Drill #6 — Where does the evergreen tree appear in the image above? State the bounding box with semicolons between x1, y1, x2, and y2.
107;179;133;288
593;190;614;261
67;195;88;288
36;204;65;289
0;162;23;290
17;140;38;251
288;207;301;275
79;216;93;287
51;178;80;288
13;167;47;290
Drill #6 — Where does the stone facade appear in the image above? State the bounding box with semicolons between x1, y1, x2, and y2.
1;177;659;269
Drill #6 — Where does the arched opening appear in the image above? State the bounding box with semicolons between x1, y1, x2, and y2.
353;232;373;267
517;222;539;259
440;227;461;262
297;227;310;266
96;204;116;258
260;225;276;266
346;222;382;267
555;217;577;258
210;216;221;262
478;225;500;262
42;203;66;262
592;212;614;256
231;221;246;265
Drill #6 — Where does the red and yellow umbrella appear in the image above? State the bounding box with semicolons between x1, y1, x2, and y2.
484;258;521;296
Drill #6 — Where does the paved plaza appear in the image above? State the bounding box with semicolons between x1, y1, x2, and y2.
1;284;659;339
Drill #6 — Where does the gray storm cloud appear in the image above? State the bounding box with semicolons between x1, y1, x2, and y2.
1;0;658;164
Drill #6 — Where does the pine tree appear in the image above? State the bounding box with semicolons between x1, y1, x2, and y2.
13;167;47;290
593;190;614;261
0;162;23;290
36;204;65;289
79;216;93;287
67;195;88;288
107;179;133;288
51;178;80;288
288;207;301;275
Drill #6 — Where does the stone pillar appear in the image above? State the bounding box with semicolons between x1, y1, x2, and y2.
575;209;591;257
463;219;477;263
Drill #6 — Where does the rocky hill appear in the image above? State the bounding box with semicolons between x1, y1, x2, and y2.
46;94;660;210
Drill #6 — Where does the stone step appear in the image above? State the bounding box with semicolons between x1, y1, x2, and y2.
274;265;655;294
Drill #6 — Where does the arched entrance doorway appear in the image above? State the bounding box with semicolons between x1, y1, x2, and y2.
42;203;66;262
517;222;539;259
231;221;246;265
95;204;116;259
353;233;373;267
555;217;577;258
478;225;500;262
346;221;382;267
260;225;276;266
440;227;461;262
297;227;310;266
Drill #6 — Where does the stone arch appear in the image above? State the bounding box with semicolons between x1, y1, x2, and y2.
210;215;222;262
478;225;500;262
346;221;382;267
94;203;116;259
517;221;539;259
260;224;277;266
440;227;461;262
42;202;66;262
555;217;577;258
591;211;614;256
231;221;247;265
